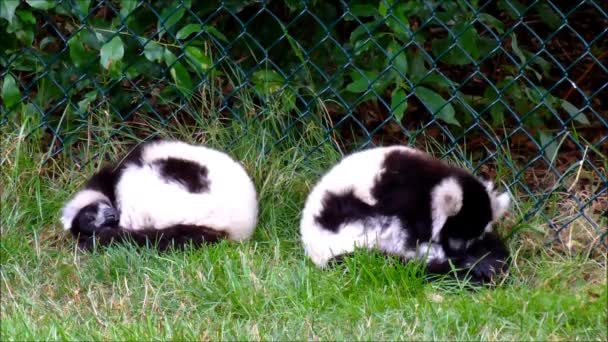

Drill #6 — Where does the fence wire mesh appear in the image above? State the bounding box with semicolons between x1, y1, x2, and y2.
1;0;606;247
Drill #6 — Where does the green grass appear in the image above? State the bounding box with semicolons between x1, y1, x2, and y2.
1;105;606;341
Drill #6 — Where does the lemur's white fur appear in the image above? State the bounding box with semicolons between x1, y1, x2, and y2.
61;140;258;242
61;189;110;229
483;180;511;232
300;146;511;268
430;177;463;240
300;146;414;267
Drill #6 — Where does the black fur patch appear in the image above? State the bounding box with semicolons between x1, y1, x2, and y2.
440;175;493;242
370;150;450;243
78;224;227;251
118;142;146;167
85;166;119;203
153;158;210;193
83;142;147;203
371;149;493;246
314;190;375;232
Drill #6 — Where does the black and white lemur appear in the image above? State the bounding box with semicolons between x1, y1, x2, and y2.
300;146;511;284
61;140;258;250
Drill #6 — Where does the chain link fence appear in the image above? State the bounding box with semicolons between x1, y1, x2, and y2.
1;0;606;247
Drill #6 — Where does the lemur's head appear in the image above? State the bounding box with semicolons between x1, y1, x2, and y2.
61;190;118;236
430;175;510;252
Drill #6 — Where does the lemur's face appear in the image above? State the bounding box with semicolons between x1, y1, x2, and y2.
72;202;118;236
441;179;510;253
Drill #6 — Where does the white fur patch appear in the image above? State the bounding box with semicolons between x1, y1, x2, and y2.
430;177;463;240
301;215;408;267
483;179;495;193
94;202;115;227
60;189;110;230
115;141;258;241
416;242;446;261
300;146;418;267
481;178;511;221
493;192;511;220
402;242;446;262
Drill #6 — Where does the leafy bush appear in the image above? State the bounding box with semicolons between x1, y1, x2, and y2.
0;0;591;148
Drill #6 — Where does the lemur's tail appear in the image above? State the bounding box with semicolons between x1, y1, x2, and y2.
77;224;227;251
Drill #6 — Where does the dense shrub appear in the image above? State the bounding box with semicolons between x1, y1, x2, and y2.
0;0;598;150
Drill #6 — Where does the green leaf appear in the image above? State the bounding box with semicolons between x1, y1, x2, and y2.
528;53;552;78
170;61;193;96
185;46;212;71
539;131;558;162
408;51;428;83
143;41;163;63
23;103;40;119
252;70;284;95
391;87;408;122
75;0;91;15
388;41;408;76
176;24;202;40
561;100;590;125
372;71;393;94
510;34;526;65
204;25;228;43
119;0;138;18
535;3;561;29
163;48;177;65
349;23;370;44
350;21;383;55
77;90;98;113
489;102;506;126
420;72;456;90
100;36;124;69
16;10;36;24
484;85;505;126
2;74;21;109
252;70;283;84
432;22;480;65
415;86;459;126
25;0;55;10
477;37;499;58
281;88;297;111
158;7;185;35
453;22;478;60
345;72;370;93
478;13;505;34
432;38;469;65
0;0;19;24
350;4;377;17
386;6;409;41
378;0;393;17
69;34;87;67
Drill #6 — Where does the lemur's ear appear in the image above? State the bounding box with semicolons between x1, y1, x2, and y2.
483;179;495;193
494;192;511;219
